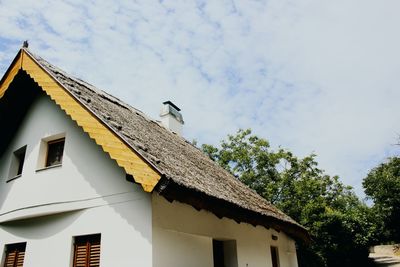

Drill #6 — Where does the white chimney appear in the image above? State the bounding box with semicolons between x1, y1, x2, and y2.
160;101;184;136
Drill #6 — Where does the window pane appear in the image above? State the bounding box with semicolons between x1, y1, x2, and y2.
16;148;26;175
46;139;65;167
8;146;27;180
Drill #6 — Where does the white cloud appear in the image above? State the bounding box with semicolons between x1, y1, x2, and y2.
0;0;399;197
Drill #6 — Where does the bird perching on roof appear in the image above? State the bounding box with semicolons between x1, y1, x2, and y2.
22;40;29;48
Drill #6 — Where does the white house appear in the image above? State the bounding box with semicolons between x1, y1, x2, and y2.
0;47;309;267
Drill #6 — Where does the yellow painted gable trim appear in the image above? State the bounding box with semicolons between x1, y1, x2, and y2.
0;49;161;192
0;51;22;98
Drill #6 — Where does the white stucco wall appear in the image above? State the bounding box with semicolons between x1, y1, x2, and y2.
153;227;213;267
152;194;298;267
0;93;152;266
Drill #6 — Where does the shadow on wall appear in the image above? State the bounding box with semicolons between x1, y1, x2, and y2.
1;211;82;239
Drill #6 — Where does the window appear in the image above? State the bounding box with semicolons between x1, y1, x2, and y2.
36;134;66;170
8;146;27;181
270;246;280;267
72;234;101;267
45;138;65;167
213;240;238;267
3;242;26;267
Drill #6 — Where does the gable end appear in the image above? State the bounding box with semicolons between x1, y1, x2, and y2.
0;49;161;192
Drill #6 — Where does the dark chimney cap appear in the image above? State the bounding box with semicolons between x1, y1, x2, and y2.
163;101;181;111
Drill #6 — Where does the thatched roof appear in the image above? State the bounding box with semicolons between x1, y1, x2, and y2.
25;49;309;242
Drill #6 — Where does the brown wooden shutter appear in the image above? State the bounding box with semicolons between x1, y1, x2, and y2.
3;243;26;267
73;234;101;267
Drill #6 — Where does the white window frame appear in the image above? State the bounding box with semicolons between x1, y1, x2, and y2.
36;133;66;171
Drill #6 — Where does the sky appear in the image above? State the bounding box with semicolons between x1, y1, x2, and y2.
0;0;399;198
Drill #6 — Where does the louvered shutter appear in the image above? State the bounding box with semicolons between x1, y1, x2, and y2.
73;234;101;267
89;241;100;266
3;243;26;267
15;251;25;267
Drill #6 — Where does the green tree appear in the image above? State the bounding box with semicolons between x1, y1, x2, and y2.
363;156;400;242
202;129;375;267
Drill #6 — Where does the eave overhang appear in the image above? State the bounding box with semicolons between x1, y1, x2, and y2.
156;178;311;244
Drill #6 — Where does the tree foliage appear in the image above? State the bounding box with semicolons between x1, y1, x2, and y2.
202;129;375;267
363;156;400;242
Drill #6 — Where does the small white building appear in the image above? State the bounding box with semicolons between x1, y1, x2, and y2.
0;48;309;267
